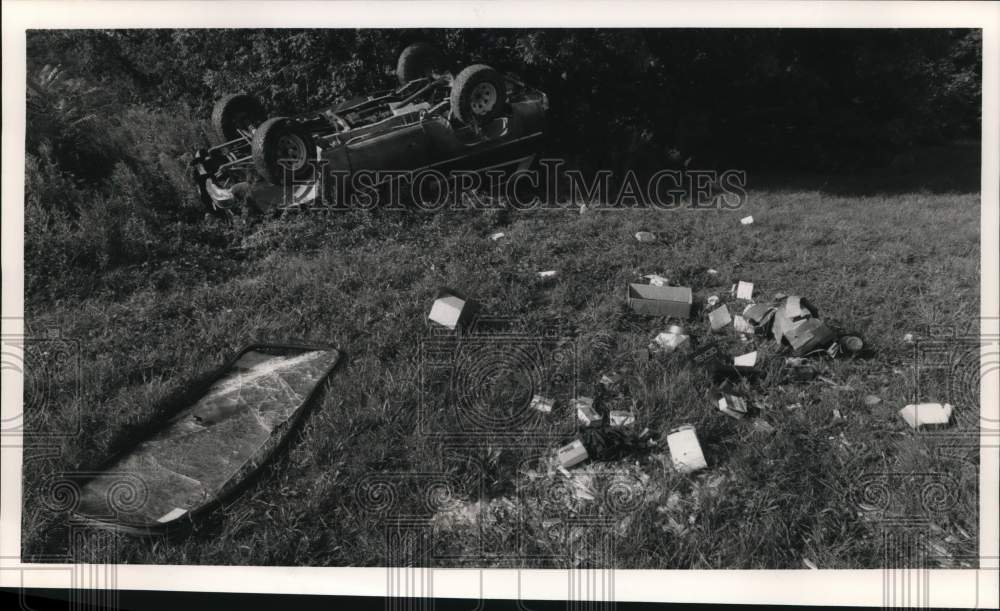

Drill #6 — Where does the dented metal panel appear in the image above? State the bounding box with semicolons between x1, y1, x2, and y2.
73;344;340;533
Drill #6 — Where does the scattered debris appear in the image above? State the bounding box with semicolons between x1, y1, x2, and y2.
863;395;882;407
628;283;693;318
708;304;732;331
557;439;589;468
488;231;506;241
652;325;689;353
717;393;749;419
733;350;758;367
751;419;776;434
538;270;558;279
785;318;838;356
643;273;670;287
599;372;624;393
706;295;720;308
574;397;602;426
666;425;708;473
740;215;754;225
899;402;953;429
734;280;754;300
429;288;474;330
732;314;754;334
635;231;657;243
609;410;636;427
706;268;719;276
530;395;555;413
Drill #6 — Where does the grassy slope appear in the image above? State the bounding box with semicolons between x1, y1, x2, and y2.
22;185;980;568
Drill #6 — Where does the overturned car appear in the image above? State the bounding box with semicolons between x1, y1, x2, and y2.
191;44;548;214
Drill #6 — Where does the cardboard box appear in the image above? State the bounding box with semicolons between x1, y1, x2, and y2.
899;403;953;429
429;288;474;330
708;304;732;331
735;280;754;300
530;395;555;413
666;425;708;473
743;303;775;327
627;283;692;318
557;439;589;468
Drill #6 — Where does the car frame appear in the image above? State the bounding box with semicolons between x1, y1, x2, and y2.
191;46;548;215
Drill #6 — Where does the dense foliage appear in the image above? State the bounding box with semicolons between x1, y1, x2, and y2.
23;29;981;300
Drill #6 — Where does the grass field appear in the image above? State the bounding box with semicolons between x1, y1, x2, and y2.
21;171;981;568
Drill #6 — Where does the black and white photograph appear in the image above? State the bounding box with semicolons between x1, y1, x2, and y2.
1;1;998;607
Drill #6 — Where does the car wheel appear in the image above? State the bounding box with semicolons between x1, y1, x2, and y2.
212;93;266;142
450;64;507;126
252;117;315;186
397;43;445;85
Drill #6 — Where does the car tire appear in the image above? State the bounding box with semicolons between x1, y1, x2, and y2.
397;43;446;85
212;93;266;142
252;117;315;186
450;64;507;126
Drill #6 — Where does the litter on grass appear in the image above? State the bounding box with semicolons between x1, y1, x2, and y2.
643;274;670;287
652;325;689;353
733;351;758;367
530;395;555;413
574;397;602;426
740;215;754;225
429;288;474;331
735;281;754;300
899;403;953;429
538;270;558;279
557;439;589;468
627;283;693;318
609;410;636;427
709;304;732;331
488;232;505;241
717;393;749;419
635;231;657;243
666;425;707;473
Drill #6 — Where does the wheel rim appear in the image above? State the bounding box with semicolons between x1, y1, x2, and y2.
470;82;498;116
277;133;308;171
